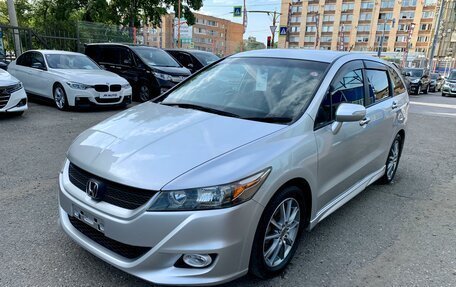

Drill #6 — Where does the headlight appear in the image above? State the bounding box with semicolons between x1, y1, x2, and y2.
122;83;131;89
147;168;271;211
411;79;420;84
12;82;23;90
153;72;172;81
67;81;92;90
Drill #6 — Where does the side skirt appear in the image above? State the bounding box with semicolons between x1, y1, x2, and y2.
309;166;385;229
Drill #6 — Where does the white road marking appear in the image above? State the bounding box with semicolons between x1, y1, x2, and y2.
410;101;456;110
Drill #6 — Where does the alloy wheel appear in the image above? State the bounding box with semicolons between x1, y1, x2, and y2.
386;139;400;180
263;198;300;268
54;86;66;109
139;85;150;102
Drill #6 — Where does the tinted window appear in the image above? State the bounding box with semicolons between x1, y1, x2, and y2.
448;70;456;80
175;52;193;67
192;52;219;66
366;70;390;104
132;47;180;67
30;52;45;68
100;46;121;64
315;62;364;127
403;68;423;77
388;67;406;96
162;57;328;123
120;48;133;65
16;52;31;67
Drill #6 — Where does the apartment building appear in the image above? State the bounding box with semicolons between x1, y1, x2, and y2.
278;0;438;55
141;13;244;56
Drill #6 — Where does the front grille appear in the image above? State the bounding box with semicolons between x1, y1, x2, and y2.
0;84;20;109
68;216;151;259
95;97;120;104
94;85;109;92
68;163;157;209
110;84;121;92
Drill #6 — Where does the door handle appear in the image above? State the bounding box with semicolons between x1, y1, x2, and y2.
392;101;398;109
359;117;371;126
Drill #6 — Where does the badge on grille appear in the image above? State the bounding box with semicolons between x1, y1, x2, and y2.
86;179;106;200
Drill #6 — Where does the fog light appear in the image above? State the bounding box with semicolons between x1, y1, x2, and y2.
183;254;212;268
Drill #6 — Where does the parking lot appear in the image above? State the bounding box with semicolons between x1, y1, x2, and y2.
1;92;455;286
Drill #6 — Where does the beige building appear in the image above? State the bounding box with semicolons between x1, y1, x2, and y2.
278;0;439;55
140;13;244;56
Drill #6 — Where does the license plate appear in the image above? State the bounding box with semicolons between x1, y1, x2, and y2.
72;205;105;233
100;93;118;99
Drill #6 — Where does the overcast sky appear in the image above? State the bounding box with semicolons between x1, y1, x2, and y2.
197;0;282;44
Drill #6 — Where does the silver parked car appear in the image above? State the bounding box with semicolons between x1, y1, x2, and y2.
59;50;409;285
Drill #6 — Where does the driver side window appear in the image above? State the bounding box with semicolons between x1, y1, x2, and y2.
315;61;365;128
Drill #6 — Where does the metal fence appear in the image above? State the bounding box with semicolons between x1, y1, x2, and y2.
76;21;134;52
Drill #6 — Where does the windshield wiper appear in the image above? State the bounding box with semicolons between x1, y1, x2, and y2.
243;117;293;124
161;102;241;118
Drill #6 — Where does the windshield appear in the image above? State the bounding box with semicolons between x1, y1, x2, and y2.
161;57;328;123
45;54;100;69
431;73;439;80
448;71;456;80
193;52;220;66
132;47;180;67
404;68;423;78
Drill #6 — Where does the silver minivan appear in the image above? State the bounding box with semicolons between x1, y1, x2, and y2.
59;50;409;286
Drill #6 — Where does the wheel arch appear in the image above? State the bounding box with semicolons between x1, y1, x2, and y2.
275;177;312;228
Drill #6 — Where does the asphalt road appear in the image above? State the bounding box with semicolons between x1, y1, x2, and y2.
0;93;455;287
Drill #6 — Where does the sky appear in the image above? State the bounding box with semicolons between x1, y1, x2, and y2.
197;0;282;44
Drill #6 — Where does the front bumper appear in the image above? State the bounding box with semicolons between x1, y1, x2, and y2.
409;83;421;94
65;86;133;107
0;87;28;113
442;86;456;96
58;163;263;286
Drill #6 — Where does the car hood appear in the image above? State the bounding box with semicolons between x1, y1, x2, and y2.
67;102;285;190
48;69;128;85
446;79;456;84
0;68;20;86
150;66;191;76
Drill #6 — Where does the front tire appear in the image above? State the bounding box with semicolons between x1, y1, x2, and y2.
53;84;68;111
250;186;306;279
138;83;152;102
379;133;402;184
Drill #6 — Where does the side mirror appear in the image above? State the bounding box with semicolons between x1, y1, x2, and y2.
31;62;46;70
331;103;367;134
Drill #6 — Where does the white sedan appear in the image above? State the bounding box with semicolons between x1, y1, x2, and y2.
7;50;132;110
0;68;27;116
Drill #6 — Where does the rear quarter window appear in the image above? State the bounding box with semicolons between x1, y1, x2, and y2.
388;67;406;96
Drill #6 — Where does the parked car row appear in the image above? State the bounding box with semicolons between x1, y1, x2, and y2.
1;45;219;115
442;69;456;97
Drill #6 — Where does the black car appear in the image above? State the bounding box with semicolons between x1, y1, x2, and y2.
402;68;431;95
429;73;445;92
165;49;220;74
85;44;191;102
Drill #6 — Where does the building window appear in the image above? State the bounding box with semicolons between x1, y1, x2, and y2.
381;0;394;8
291;16;301;23
306;26;317;32
291;6;302;13
289;36;300;42
323;15;335;21
324;4;336;11
342;36;350;42
377;24;391;31
422;11;434;18
395;35;407;42
344;25;352;31
322;25;333;32
321;36;333;42
308;5;319;12
360;2;374;9
395;47;405;52
402;0;417;6
359;13;372;21
307;16;314;22
416;47;427;53
400;12;415;19
420;23;432;31
376;35;389;42
357;25;371;32
398;24;411;31
417;36;430;42
291;26;301;32
340;14;353;21
304;36;316;42
341;3;355;11
424;0;437;6
356;36;369;42
379;12;393;20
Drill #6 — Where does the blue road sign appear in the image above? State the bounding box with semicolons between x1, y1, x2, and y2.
279;26;288;36
233;6;242;17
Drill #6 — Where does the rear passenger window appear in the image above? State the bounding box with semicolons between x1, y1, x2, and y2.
365;70;390;105
100;47;120;64
315;62;365;128
388;67;406;96
17;53;31;67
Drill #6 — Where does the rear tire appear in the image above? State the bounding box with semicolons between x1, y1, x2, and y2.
250;186;306;279
379;133;402;184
